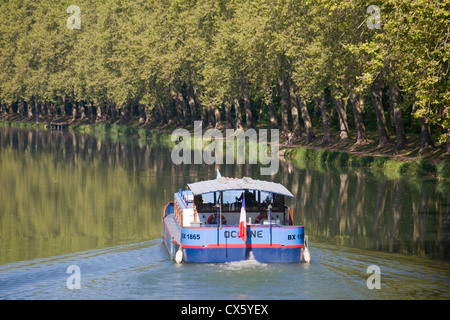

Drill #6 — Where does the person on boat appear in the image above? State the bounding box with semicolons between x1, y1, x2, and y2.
194;194;203;210
236;189;255;207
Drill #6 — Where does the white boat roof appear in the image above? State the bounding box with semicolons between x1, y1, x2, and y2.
187;177;295;198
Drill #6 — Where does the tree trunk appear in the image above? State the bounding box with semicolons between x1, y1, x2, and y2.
233;98;243;131
333;95;350;142
446;128;450;154
278;76;289;134
159;102;168;125
201;107;208;127
445;106;450;153
214;106;222;128
19;100;26;117
144;105;152;125
350;91;367;146
224;103;233;129
109;105;116;123
1;102;7;117
40;102;47;117
371;79;390;146
80;101;87;120
120;106;130;122
28;101;34;119
187;84;198;124
207;106;215;128
34;101;39;122
258;101;265;125
96;103;103;121
419;115;434;152
288;80;301;138
316;93;331;145
172;92;183;125
267;102;278;129
243;76;253;129
298;96;316;143
389;84;407;151
177;90;189;125
61;95;67;119
72;100;78;122
152;103;160;123
18;101;23;117
192;91;206;127
2;103;8;117
60;94;67;121
122;107;131;123
87;102;94;120
101;105;107;122
3;103;9;115
139;105;146;124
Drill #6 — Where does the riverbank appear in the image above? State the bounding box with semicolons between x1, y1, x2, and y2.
280;129;450;180
282;146;450;180
1;115;449;179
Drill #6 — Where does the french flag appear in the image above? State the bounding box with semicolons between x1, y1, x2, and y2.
238;193;247;242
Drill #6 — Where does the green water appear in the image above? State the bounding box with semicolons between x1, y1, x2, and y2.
0;127;449;300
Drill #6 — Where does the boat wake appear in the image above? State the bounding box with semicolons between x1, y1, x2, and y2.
220;253;268;271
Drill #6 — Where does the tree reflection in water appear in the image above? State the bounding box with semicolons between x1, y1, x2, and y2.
0;127;448;265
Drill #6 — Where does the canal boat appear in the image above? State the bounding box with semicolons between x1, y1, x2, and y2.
162;174;310;263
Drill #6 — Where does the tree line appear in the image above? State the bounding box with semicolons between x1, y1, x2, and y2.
0;0;448;153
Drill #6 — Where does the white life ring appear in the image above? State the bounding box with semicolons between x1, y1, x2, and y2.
175;247;183;264
207;213;227;225
302;246;311;263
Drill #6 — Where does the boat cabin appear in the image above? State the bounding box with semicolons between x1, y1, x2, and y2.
172;177;294;227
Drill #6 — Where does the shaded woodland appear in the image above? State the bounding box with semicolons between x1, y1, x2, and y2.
0;0;448;155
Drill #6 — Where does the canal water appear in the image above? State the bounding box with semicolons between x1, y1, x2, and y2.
0;127;449;300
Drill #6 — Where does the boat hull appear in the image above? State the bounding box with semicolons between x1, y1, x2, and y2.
162;210;305;263
181;246;303;263
182;247;247;263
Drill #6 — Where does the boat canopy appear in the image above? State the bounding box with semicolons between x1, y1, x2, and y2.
187;177;295;198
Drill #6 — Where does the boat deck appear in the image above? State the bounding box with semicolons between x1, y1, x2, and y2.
164;213;181;244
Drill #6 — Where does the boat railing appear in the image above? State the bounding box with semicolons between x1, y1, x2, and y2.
177;189;194;208
195;209;289;226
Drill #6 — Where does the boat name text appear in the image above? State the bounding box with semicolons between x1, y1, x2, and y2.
224;229;263;239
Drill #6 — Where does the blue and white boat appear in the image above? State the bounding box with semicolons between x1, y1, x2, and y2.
162;174;310;263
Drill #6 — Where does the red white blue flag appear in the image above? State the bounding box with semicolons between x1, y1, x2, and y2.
238;193;247;242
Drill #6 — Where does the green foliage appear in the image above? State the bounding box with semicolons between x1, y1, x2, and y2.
436;161;450;179
0;0;447;145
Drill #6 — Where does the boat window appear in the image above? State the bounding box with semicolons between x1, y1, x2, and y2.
194;190;284;212
260;191;283;212
234;190;258;211
221;190;244;211
271;193;283;211
194;192;217;212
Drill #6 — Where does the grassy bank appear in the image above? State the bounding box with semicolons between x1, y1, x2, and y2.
282;146;450;180
0;117;175;148
280;127;449;180
68;121;176;147
1;116;449;179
